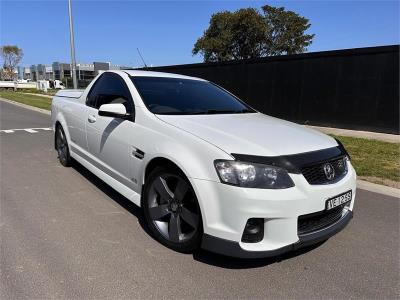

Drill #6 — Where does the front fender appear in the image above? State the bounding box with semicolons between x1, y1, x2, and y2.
53;110;72;148
140;138;231;186
133;109;232;184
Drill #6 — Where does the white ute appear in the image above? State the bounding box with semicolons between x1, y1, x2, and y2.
51;70;356;258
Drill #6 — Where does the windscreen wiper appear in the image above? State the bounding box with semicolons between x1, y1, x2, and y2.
234;108;255;113
190;109;240;115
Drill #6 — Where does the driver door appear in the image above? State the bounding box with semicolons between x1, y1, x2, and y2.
85;72;136;189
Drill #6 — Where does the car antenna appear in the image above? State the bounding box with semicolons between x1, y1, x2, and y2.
137;48;148;68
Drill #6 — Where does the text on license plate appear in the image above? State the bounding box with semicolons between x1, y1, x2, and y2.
326;190;352;210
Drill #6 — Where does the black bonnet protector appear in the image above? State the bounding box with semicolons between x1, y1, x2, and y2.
231;140;348;174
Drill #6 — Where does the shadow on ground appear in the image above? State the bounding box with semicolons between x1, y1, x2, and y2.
71;160;324;270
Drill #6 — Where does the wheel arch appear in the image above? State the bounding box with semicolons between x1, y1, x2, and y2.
143;157;185;184
141;156;206;224
54;120;62;149
53;114;71;150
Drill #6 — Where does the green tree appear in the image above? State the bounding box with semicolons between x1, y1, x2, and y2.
262;5;314;56
0;45;23;80
193;5;315;62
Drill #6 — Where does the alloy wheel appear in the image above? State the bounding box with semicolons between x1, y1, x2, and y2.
147;174;200;243
56;127;68;164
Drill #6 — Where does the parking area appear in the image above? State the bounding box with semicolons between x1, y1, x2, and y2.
0;100;399;299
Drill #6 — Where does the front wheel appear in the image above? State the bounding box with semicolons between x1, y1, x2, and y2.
143;166;203;253
55;125;72;167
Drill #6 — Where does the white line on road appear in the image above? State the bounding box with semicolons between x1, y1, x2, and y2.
0;127;52;134
24;129;38;133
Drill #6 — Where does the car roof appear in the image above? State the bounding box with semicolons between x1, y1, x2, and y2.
120;70;207;81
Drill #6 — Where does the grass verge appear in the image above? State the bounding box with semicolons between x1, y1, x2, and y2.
18;88;57;96
332;135;400;188
0;90;52;110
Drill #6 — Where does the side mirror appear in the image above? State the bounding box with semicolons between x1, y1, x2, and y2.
98;103;128;118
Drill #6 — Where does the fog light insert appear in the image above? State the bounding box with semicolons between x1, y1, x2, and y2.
241;218;264;243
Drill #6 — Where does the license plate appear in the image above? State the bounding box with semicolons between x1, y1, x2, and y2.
326;190;352;210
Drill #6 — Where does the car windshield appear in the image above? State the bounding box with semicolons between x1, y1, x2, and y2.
130;76;255;115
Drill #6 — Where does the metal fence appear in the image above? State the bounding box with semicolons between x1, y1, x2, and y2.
147;45;399;134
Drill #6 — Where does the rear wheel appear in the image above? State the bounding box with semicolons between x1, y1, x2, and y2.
143;166;202;253
55;125;72;167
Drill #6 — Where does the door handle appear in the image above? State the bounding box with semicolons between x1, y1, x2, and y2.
88;115;97;123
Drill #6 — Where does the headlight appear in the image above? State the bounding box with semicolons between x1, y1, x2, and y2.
214;160;295;189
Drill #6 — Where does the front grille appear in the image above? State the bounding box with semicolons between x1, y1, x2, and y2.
298;206;345;235
301;156;347;185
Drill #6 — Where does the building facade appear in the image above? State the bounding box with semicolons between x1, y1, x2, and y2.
17;61;131;86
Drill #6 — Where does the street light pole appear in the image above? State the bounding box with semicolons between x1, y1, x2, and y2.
67;0;78;89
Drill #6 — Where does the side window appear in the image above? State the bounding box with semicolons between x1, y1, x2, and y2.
86;73;133;113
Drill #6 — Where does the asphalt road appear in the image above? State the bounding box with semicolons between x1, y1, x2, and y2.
1;100;399;299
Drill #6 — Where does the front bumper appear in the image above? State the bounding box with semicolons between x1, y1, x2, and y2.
201;210;353;258
190;162;356;258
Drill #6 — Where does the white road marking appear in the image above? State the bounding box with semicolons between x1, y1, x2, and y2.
24;129;38;133
0;127;52;134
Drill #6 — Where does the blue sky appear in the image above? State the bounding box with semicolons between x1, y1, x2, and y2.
1;0;399;67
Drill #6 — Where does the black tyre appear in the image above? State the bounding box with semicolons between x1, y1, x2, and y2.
143;166;203;253
55;125;72;167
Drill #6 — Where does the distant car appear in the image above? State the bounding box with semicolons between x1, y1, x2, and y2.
51;70;356;258
50;80;65;90
54;80;65;89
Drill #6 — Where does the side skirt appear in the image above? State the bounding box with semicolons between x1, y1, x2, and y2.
70;150;141;207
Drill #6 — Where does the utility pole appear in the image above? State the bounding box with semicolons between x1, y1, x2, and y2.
68;0;78;89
